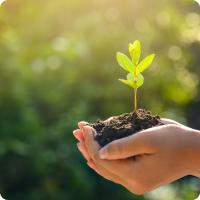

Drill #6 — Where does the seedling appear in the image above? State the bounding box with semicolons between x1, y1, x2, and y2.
117;40;155;112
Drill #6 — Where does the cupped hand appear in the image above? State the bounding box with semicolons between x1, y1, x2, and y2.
74;122;135;192
73;118;200;194
73;118;183;164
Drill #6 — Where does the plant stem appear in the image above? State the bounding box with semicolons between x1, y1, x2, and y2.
133;88;137;112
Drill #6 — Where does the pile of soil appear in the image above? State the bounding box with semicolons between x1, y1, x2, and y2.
90;109;164;147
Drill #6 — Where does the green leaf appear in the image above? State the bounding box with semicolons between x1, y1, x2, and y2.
137;54;155;73
127;73;134;81
136;73;144;88
129;40;141;65
127;73;138;82
118;79;135;88
126;73;144;88
116;52;134;73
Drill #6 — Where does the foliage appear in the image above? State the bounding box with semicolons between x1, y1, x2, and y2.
117;40;155;111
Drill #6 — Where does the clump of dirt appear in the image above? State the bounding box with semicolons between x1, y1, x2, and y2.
90;109;164;147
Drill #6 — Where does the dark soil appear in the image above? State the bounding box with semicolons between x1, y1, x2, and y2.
90;109;164;147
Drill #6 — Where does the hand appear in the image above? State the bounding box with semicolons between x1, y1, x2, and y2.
73;119;200;194
74;124;142;194
73;118;181;166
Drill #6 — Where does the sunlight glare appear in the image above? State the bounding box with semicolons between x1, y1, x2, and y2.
0;0;5;6
195;0;200;6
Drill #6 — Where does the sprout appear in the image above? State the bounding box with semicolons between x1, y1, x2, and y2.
116;40;155;112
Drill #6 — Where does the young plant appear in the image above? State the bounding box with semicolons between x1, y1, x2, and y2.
117;40;155;112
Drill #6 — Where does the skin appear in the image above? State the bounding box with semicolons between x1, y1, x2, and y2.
73;118;200;195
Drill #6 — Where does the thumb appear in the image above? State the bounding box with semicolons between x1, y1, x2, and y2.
98;129;156;160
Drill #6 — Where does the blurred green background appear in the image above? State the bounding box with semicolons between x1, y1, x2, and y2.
0;0;200;199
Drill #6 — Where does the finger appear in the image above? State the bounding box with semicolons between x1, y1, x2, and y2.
161;118;183;126
77;142;91;161
82;126;132;177
87;160;133;193
98;127;159;160
87;160;122;184
78;121;89;130
82;126;100;160
78;117;113;130
73;129;84;142
77;131;124;184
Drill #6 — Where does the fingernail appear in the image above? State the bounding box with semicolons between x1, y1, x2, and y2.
73;131;80;141
73;130;78;137
99;148;107;159
78;121;88;126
